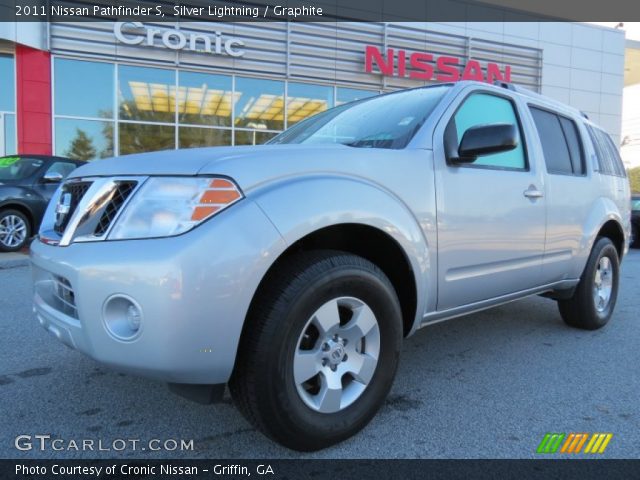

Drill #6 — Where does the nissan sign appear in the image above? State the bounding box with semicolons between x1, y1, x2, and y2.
365;45;511;83
114;22;245;57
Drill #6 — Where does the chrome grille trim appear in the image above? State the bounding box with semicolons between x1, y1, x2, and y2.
94;181;138;236
54;181;92;235
39;176;147;246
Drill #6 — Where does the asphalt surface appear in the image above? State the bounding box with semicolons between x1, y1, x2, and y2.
1;251;639;459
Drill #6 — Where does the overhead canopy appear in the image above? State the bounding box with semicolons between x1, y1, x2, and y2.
625;39;640;87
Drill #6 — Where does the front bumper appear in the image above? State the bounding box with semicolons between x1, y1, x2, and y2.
31;200;286;384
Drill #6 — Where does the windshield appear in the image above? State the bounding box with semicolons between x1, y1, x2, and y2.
0;156;45;181
269;85;450;149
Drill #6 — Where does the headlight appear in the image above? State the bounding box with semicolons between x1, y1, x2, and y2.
108;176;243;240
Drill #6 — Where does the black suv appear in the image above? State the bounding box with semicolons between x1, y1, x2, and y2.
0;155;85;252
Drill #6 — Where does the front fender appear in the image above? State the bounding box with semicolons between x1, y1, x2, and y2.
250;174;431;335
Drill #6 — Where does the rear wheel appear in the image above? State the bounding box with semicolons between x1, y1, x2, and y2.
558;237;619;330
230;251;403;451
0;209;31;252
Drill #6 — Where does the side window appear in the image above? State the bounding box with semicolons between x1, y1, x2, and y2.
558;117;585;175
45;162;77;179
587;125;626;177
529;107;575;175
449;93;526;170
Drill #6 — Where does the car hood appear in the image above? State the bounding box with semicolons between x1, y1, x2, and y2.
68;144;418;193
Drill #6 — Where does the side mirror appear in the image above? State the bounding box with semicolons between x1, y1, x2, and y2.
454;123;518;164
41;171;64;184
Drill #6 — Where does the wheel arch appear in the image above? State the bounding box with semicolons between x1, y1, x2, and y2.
248;223;418;337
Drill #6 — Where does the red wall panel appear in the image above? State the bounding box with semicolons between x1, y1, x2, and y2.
16;45;52;155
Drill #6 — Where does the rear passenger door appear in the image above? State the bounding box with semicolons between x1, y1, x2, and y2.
527;106;596;282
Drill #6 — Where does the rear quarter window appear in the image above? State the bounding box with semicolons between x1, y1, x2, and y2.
586;125;626;177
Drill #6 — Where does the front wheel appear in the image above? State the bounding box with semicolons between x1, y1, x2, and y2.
230;251;403;451
558;237;620;330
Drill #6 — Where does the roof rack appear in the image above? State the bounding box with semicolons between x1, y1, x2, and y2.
493;81;517;91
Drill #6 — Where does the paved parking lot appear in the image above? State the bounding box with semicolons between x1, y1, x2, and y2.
1;251;639;459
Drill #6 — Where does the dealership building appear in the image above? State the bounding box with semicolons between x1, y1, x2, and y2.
0;21;629;160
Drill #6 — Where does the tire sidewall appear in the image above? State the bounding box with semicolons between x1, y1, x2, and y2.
0;209;31;252
265;264;402;443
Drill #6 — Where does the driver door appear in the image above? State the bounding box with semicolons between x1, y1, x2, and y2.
433;90;546;311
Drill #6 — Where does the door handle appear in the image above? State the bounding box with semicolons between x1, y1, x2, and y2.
523;187;544;199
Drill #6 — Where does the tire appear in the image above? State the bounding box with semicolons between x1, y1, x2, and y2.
0;209;31;253
558;237;620;330
229;250;403;451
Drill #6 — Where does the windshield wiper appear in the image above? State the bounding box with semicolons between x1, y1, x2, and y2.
343;137;395;149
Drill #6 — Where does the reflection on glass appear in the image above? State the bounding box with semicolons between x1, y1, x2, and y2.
270;85;450;150
55;118;114;160
55;59;114;119
4;114;16;156
0;55;15;112
235;130;278;146
287;83;333;125
336;87;376;106
119;123;175;155
234;77;284;130
119;65;175;123
178;72;233;127
179;127;231;148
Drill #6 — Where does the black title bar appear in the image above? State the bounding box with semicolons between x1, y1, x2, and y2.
2;0;640;22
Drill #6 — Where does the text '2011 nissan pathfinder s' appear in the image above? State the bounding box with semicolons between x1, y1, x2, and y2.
31;81;631;451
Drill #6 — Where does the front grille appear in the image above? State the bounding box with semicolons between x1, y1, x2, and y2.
54;181;92;235
52;275;77;318
93;181;137;236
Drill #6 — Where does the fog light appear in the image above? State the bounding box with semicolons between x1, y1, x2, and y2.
126;304;141;331
103;295;143;341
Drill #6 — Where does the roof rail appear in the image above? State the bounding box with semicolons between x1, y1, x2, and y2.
493;81;517;91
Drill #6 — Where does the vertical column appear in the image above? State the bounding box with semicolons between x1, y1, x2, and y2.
16;44;52;155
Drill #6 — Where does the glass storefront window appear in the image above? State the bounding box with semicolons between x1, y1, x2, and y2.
119;65;175;123
119;123;175;155
287;83;333;125
55;118;114;160
0;54;15;112
179;127;231;148
55;59;114;119
2;114;16;156
50;57;382;157
178;72;233;127
336;87;376;106
234;77;284;131
235;130;278;146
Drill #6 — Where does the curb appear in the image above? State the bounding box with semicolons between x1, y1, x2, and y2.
0;257;30;269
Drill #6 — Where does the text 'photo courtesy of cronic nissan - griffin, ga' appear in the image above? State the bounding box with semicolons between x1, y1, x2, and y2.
30;80;630;451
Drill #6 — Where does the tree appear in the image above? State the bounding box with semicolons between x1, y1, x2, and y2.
629;167;640;194
65;129;96;161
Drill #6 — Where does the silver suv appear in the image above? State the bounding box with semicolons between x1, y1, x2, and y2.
31;81;631;451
